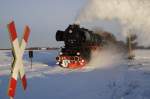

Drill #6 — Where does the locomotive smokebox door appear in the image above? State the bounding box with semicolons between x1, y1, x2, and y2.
29;50;33;58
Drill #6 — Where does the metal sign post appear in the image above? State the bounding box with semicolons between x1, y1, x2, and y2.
29;50;33;69
7;21;30;99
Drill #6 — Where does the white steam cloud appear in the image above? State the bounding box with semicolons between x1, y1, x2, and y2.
76;0;150;47
85;48;125;70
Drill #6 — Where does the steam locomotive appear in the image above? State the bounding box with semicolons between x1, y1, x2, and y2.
56;24;104;69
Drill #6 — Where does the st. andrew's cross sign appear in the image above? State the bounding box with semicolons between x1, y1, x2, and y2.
7;21;30;98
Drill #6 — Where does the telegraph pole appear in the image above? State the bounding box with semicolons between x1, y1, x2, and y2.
127;33;135;59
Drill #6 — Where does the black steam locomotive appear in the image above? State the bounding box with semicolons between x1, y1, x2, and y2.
56;24;103;68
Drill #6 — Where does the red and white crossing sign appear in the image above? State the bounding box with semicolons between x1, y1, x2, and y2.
7;21;30;98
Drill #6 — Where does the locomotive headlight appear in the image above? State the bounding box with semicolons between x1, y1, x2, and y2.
77;52;80;55
69;29;72;33
59;52;63;55
81;59;85;63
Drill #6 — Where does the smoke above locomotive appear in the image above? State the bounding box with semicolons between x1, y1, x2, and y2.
55;24;125;69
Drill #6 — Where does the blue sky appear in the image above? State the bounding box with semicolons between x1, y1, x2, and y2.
0;0;86;48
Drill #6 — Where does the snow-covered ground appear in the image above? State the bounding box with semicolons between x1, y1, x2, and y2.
0;50;150;99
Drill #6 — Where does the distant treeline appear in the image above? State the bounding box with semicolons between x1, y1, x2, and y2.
135;46;150;50
0;45;150;51
0;47;59;51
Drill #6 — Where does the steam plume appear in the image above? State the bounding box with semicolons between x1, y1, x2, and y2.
76;0;150;47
